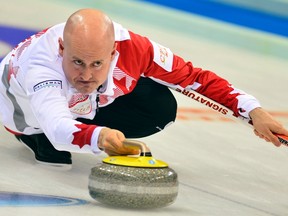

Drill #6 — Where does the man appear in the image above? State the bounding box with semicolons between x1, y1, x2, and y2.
0;9;287;169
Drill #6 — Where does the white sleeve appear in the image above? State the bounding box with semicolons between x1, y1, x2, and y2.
28;87;101;154
24;62;100;154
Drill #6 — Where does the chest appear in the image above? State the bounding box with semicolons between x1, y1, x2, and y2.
67;68;138;119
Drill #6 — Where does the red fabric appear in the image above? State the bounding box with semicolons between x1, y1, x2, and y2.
4;126;22;135
72;124;97;148
115;31;241;116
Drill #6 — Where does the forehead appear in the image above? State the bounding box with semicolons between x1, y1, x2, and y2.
65;41;108;60
64;35;113;60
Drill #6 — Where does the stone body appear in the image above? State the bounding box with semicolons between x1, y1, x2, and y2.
89;163;178;209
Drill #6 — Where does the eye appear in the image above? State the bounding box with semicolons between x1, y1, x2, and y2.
93;61;102;67
73;60;83;65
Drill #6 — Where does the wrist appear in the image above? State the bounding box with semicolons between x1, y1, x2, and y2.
249;107;263;120
97;127;110;150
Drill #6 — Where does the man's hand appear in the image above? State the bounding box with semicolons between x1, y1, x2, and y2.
249;107;288;147
97;127;139;156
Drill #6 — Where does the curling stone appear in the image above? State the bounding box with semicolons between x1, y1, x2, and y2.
88;139;178;209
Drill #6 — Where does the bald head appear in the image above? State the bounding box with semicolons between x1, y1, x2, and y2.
58;9;117;94
63;9;115;51
64;9;114;40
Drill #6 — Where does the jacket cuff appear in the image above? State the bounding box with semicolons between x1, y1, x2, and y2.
91;126;105;154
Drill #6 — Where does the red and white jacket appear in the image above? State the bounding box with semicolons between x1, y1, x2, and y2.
0;22;260;154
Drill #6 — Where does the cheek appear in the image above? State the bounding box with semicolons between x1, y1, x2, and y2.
95;65;110;82
62;61;77;82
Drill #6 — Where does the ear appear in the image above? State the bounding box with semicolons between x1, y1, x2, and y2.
110;42;118;60
58;38;64;57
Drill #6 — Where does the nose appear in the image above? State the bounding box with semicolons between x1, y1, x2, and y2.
80;68;93;81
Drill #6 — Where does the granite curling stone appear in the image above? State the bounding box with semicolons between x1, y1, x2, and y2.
88;140;178;209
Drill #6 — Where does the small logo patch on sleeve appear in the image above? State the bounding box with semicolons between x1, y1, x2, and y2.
150;40;173;72
33;80;62;92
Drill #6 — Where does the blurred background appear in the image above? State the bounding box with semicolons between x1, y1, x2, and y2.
0;1;288;216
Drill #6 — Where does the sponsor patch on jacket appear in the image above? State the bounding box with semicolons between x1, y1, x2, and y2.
69;94;92;115
33;80;62;92
150;40;173;72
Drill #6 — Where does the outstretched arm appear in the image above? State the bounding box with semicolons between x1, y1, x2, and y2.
249;107;288;147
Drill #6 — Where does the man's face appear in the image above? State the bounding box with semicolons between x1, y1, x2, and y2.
58;37;116;94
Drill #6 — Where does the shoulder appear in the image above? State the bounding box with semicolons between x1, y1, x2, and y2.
113;22;131;41
113;22;151;47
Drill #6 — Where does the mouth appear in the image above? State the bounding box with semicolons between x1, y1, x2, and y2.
77;81;96;87
75;81;97;93
79;81;93;84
